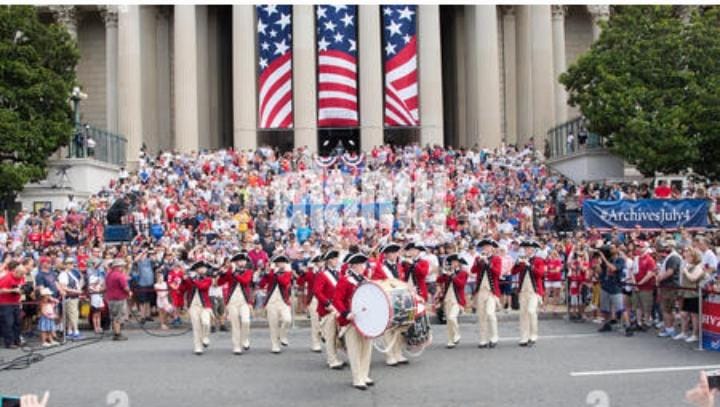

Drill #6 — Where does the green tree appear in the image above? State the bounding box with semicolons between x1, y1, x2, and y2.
560;6;720;178
0;6;79;198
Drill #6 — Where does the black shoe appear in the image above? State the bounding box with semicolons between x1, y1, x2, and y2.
489;342;497;349
478;343;488;349
528;340;535;347
243;345;250;351
113;334;128;341
330;363;345;370
281;341;289;347
220;325;228;332
519;342;528;347
625;329;634;337
598;323;612;333
398;359;409;365
365;379;374;386
211;326;217;333
354;384;368;391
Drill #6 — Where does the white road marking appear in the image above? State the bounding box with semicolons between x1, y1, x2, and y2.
497;333;602;342
571;365;720;377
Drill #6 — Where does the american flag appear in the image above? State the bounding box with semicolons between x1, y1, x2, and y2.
316;5;358;128
257;5;293;129
382;5;419;127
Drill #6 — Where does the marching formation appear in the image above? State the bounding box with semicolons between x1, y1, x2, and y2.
181;239;546;390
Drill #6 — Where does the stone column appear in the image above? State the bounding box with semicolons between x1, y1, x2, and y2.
101;6;119;134
515;6;532;146
530;5;555;145
453;7;467;148
467;5;502;148
418;5;444;147
501;6;517;145
118;5;144;167
155;7;172;152
51;6;77;41
587;5;610;41
173;5;200;152
552;5;568;125
359;5;384;150
232;5;257;151
293;5;318;152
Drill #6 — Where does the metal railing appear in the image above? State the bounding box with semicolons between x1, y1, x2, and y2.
67;124;127;166
547;116;605;159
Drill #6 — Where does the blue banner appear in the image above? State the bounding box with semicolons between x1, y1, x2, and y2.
582;199;709;230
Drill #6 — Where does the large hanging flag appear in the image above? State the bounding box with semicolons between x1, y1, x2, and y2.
257;5;293;129
316;5;359;128
382;5;419;127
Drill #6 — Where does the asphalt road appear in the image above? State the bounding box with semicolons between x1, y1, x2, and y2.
1;319;717;407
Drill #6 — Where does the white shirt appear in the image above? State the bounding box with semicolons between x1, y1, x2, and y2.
702;249;718;272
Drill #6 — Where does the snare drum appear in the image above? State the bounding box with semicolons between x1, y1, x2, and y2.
351;279;417;338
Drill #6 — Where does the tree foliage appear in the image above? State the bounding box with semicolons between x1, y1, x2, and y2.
560;6;720;179
0;6;78;198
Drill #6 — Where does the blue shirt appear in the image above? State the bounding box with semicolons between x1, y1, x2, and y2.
136;259;155;287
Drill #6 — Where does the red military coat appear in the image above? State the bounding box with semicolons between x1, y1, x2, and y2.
312;267;341;318
371;255;405;281
182;276;213;309
332;270;367;327
259;270;293;306
218;266;254;306
471;256;503;297
296;267;316;306
436;269;469;307
403;258;429;301
511;257;547;297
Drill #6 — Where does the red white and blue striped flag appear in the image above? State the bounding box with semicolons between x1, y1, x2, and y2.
382;5;419;127
316;5;358;128
257;5;293;129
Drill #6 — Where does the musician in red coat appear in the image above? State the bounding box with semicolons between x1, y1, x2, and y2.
313;249;344;369
183;261;214;355
402;242;430;301
297;255;322;353
511;241;547;346
471;239;503;348
218;252;254;355
259;255;293;354
372;242;411;366
332;253;374;390
436;254;469;348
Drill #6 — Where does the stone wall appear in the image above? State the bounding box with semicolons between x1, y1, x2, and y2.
564;6;593;120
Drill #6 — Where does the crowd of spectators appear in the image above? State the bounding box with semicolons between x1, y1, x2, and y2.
0;142;719;348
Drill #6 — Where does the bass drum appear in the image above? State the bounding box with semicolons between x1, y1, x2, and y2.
351;280;417;338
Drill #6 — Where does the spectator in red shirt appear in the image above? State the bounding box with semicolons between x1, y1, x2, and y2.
631;244;656;330
0;261;27;348
105;259;131;341
544;250;564;308
654;180;672;199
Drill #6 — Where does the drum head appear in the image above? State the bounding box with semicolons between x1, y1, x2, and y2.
351;282;391;338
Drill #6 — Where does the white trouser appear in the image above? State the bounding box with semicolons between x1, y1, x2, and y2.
308;297;322;350
320;312;342;366
266;291;291;351
227;290;251;352
476;289;499;345
344;325;372;386
519;290;540;343
444;298;461;345
383;327;406;364
189;297;212;353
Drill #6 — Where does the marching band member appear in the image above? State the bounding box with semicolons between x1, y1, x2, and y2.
511;241;546;347
333;253;374;390
436;253;468;348
259;255;293;354
372;242;409;366
471;239;503;349
183;261;214;355
298;255;322;353
402;242;430;301
313;249;345;369
218;252;254;355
